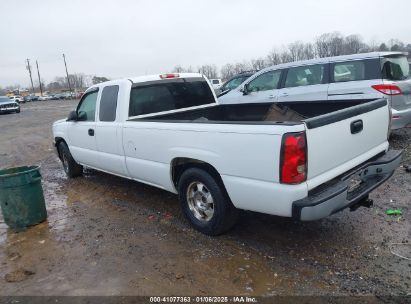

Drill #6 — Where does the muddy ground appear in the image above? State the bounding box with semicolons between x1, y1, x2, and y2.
0;100;410;296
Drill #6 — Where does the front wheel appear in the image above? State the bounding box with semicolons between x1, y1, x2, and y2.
178;168;238;235
58;141;83;178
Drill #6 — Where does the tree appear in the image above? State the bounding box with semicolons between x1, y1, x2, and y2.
197;64;218;79
378;43;389;52
266;48;282;65
251;57;267;70
343;35;364;54
92;76;110;84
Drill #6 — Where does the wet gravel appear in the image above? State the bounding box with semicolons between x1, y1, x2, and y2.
0;100;410;296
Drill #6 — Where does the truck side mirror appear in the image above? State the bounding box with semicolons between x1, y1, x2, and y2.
67;111;78;121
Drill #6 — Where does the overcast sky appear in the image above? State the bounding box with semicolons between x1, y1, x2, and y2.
1;0;410;87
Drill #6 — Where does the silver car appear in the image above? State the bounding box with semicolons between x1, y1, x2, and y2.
0;96;20;114
219;52;411;130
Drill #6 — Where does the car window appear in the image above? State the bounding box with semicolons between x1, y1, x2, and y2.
247;70;281;92
99;85;119;122
77;91;98;121
285;64;325;88
224;76;248;91
129;78;215;116
381;56;410;81
333;61;365;82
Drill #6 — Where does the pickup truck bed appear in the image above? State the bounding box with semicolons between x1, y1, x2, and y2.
131;99;365;124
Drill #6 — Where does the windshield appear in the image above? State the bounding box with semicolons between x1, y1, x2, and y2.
381;55;410;81
0;97;12;102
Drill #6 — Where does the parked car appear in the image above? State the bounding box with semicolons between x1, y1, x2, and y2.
218;52;411;130
9;95;24;103
53;73;401;235
38;95;53;101
218;71;256;95
0;96;20;114
51;93;65;100
209;79;223;90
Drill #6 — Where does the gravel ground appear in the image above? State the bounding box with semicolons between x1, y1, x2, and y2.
0;100;410;297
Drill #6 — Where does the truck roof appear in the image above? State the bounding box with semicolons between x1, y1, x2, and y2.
85;73;205;93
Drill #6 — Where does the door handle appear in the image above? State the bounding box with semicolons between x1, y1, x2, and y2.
280;93;289;97
268;95;275;99
350;120;363;134
88;129;94;136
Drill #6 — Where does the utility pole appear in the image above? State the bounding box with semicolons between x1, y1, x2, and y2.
63;54;72;93
26;59;35;94
35;60;43;96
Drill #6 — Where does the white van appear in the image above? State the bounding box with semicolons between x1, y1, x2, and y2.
209;79;223;90
218;52;411;129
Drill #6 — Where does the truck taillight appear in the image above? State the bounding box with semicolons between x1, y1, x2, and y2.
280;132;307;184
159;73;180;79
371;84;402;96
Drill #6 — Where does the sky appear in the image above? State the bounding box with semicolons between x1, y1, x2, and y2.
0;0;410;87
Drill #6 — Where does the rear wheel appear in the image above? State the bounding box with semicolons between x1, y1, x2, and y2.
58;141;83;178
178;168;238;235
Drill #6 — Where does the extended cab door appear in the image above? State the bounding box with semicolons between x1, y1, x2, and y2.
94;84;128;176
277;64;328;102
67;89;99;167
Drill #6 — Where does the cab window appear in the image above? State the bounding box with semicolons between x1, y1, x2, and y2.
77;90;98;121
247;70;281;92
285;64;325;87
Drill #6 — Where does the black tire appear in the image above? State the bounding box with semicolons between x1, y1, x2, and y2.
16;109;20;113
178;168;238;235
58;141;83;178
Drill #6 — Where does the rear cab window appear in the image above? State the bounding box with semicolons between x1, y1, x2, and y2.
129;77;215;117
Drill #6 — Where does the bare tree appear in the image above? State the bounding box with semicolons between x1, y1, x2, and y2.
251;57;266;70
266;48;282;65
198;64;218;79
343;34;364;54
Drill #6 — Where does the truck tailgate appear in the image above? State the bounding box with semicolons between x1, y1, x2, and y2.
304;99;389;190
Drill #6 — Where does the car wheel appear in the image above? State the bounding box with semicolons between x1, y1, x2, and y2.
58;141;83;178
178;168;238;235
16;109;20;113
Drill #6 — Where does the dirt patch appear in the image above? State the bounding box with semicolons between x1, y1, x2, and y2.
5;269;35;283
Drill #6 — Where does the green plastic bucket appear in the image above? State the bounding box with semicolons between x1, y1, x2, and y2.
0;166;47;229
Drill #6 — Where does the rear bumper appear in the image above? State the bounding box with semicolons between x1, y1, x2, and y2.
292;149;402;221
391;107;411;129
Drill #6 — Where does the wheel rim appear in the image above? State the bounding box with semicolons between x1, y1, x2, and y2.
186;181;214;222
61;151;69;173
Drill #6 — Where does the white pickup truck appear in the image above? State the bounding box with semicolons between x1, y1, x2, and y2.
52;73;402;235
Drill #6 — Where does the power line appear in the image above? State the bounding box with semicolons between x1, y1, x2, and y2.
26;59;35;93
36;60;43;96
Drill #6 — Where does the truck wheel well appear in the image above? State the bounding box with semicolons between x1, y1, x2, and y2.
171;158;225;190
54;137;66;159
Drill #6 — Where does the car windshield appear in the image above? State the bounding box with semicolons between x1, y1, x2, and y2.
381;55;410;81
0;97;11;102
